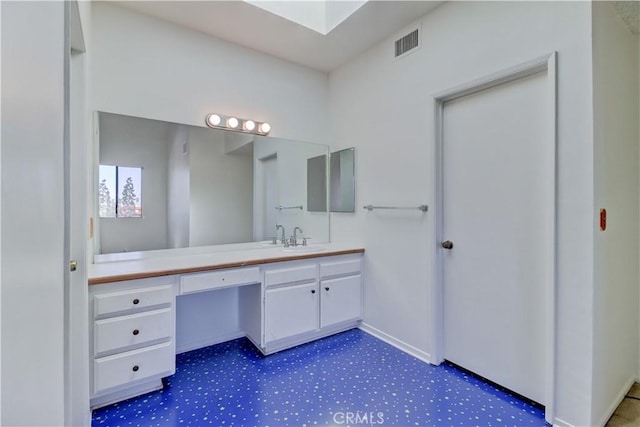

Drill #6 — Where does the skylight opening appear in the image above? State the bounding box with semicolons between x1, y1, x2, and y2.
244;0;369;35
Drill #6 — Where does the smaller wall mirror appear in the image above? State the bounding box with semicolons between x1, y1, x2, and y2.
330;148;355;213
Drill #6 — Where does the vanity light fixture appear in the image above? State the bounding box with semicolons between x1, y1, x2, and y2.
259;122;271;134
205;113;271;135
206;114;221;127
244;120;256;132
227;117;239;129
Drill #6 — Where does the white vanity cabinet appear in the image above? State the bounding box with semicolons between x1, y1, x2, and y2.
264;264;319;343
242;253;363;355
89;276;177;409
319;258;363;328
88;248;364;408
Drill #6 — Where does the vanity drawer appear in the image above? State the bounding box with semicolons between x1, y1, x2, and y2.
94;308;172;356
320;259;362;279
265;264;317;288
93;341;174;394
180;266;260;295
94;285;173;318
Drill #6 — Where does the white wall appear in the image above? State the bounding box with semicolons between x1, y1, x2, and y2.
188;126;253;247
329;2;594;425
91;2;329;145
99;113;170;253
1;2;66;424
592;3;640;425
167;124;190;248
0;3;3;421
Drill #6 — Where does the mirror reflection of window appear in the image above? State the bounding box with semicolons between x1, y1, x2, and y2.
99;165;143;218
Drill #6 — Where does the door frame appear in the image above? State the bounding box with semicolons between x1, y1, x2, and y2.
430;52;557;424
65;1;91;425
253;152;278;241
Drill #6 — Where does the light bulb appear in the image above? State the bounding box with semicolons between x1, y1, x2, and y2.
244;120;256;131
206;114;221;127
227;117;239;129
259;122;271;134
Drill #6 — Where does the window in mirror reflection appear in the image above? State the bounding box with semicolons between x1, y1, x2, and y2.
99;165;143;218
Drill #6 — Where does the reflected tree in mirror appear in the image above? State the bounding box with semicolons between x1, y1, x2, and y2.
99;164;142;218
99;180;115;218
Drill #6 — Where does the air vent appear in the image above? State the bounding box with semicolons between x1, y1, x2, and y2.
395;28;419;58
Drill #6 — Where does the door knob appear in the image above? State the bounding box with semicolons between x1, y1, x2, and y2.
441;240;454;250
69;260;78;272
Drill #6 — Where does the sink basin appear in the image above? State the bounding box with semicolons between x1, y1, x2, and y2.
281;245;327;253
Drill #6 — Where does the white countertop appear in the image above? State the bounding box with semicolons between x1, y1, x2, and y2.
89;242;365;285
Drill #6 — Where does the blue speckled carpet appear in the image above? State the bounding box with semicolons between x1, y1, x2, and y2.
92;329;546;426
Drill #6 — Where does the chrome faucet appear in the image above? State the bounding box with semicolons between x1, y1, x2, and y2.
292;227;303;246
276;224;286;245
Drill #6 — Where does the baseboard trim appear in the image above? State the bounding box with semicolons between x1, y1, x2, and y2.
595;375;636;427
91;378;164;410
358;323;432;364
552;417;574;427
176;330;245;354
261;320;361;355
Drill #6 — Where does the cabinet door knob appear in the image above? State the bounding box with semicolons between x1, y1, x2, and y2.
132;365;139;372
325;287;330;292
311;289;316;294
132;329;140;336
133;298;140;305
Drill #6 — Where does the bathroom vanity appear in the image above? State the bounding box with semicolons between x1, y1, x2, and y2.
90;113;361;409
88;244;364;409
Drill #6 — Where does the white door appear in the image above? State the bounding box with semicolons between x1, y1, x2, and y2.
262;155;278;239
442;71;552;405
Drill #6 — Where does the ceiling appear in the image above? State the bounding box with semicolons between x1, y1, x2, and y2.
612;1;640;34
115;0;444;72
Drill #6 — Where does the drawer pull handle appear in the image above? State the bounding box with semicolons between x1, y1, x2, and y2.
132;365;139;372
325;287;330;292
311;290;316;294
133;299;140;305
132;329;140;336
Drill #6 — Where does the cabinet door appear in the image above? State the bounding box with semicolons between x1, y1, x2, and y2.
264;282;318;343
320;275;362;328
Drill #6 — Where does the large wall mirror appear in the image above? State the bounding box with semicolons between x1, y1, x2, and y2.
94;112;330;257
